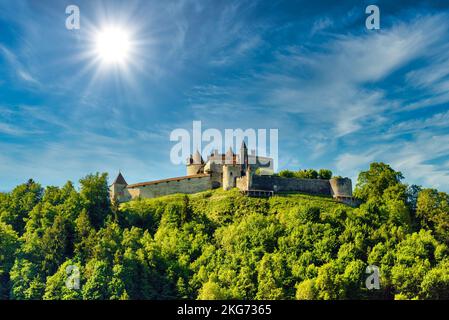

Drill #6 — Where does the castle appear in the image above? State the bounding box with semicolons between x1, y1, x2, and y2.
110;142;355;205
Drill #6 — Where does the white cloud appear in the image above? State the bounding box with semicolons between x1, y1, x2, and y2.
335;152;378;174
261;14;448;127
0;45;40;86
0;123;27;136
336;133;449;190
311;17;333;35
389;110;449;134
17;70;39;84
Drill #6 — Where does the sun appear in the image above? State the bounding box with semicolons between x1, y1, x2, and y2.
94;26;131;65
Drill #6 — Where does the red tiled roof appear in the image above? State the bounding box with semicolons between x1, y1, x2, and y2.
126;174;210;188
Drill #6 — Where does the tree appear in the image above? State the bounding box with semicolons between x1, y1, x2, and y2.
278;170;295;178
1;179;43;234
315;261;343;300
0;222;20;299
82;259;112;300
354;162;404;202
341;260;366;299
197;279;228;300
296;279;317;300
295;169;318;179
80;173;111;229
420;259;449;299
93;221;122;263
74;209;96;264
406;184;422;212
416;189;449;242
318;169;333;180
255;253;288;299
108;264;129;300
9;258;45;300
41;214;72;276
391;230;437;299
43;260;82;300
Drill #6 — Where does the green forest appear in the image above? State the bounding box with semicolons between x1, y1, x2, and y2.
1;162;449;300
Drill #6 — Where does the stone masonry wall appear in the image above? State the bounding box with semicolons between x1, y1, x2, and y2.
236;174;249;191
251;175;332;196
127;175;212;199
329;177;353;197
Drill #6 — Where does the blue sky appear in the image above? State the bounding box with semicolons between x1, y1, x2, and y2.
1;0;449;191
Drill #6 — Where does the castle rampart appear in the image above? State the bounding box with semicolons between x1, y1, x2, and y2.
251;175;333;195
126;174;212;199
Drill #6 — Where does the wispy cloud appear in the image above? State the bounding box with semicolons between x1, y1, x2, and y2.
389;110;449;135
336;133;449;189
311;16;334;35
0;123;27;136
0;45;41;86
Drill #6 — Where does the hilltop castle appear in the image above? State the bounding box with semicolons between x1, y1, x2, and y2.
110;142;355;205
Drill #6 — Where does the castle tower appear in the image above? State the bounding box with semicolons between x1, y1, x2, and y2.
225;146;234;165
223;164;241;190
110;172;129;203
329;177;353;198
186;150;204;175
246;163;253;190
239;140;248;173
223;147;242;190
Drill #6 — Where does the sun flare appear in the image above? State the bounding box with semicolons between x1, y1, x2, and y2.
94;26;131;65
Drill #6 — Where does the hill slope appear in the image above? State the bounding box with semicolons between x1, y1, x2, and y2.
116;188;448;300
1;170;449;300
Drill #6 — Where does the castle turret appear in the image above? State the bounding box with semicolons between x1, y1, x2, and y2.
223;164;241;190
225;147;234;165
239;140;248;172
186;150;204;175
329;177;353;198
222;147;242;190
110;172;129;203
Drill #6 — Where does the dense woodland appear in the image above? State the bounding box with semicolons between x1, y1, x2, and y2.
1;162;449;300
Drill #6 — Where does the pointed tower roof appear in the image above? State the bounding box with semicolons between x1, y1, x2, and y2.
240;140;247;150
192;150;203;164
113;172;128;185
225;146;234;160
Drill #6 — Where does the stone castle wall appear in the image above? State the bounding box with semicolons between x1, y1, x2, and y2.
127;175;212;199
112;174;353;203
251;175;333;195
236;174;249;191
